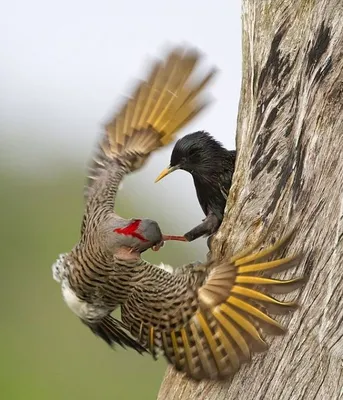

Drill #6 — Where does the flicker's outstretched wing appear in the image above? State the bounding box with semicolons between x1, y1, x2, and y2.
121;233;306;380
83;47;216;214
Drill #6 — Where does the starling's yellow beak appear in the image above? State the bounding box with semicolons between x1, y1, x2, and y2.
154;165;179;183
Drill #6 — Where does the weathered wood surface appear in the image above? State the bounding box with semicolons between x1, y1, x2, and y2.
158;1;343;399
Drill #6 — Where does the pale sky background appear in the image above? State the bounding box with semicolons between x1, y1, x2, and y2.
1;0;242;252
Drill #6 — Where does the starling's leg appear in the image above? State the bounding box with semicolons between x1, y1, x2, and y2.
184;212;221;242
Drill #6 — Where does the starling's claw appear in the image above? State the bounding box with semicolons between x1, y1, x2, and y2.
162;235;188;242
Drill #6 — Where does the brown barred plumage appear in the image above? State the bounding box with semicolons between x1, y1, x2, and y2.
52;46;306;381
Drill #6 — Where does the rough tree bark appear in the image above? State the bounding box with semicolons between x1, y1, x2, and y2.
158;1;343;399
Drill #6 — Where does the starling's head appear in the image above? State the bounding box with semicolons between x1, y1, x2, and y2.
155;131;225;182
113;218;164;258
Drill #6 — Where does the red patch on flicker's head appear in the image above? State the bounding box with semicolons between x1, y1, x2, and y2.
114;219;148;242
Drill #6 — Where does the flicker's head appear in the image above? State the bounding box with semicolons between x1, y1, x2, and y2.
112;218;164;258
155;131;226;182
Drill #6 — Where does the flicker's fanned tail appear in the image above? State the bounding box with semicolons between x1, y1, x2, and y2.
175;236;305;380
124;233;306;380
101;47;216;170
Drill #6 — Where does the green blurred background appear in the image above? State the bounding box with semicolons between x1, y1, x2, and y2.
0;164;205;399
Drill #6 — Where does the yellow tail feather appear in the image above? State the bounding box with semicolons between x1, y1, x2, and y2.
235;275;306;294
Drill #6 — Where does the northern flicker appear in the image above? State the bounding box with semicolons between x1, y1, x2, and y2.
155;131;236;243
52;47;216;354
52;47;306;381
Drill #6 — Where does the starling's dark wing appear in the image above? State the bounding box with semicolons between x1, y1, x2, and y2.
184;150;237;241
83;47;216;216
121;233;306;380
83;315;147;354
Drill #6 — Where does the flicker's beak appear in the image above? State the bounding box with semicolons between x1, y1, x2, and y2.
154;165;179;183
152;235;187;251
162;235;188;242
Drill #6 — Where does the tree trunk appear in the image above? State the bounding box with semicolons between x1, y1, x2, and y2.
158;1;343;399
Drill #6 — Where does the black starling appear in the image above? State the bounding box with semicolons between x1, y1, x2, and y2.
155;131;236;242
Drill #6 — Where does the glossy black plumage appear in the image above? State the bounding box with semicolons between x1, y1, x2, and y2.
158;131;236;242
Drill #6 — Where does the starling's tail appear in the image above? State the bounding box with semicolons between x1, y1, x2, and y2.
101;47;216;171
162;232;307;380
